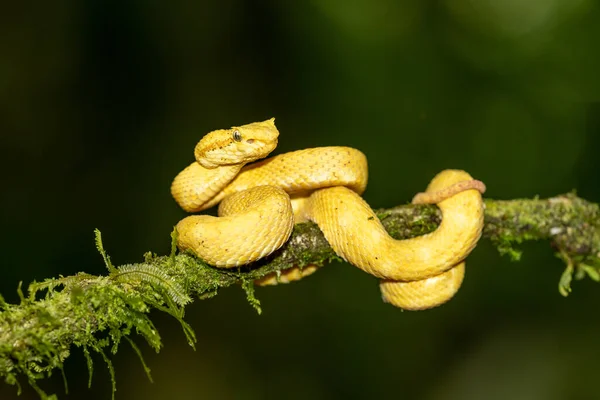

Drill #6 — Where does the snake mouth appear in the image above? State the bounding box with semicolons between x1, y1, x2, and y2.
253;138;278;157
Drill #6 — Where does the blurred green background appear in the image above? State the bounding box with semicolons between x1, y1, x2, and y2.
1;1;599;399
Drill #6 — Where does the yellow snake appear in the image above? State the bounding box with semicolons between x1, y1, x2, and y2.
171;119;485;310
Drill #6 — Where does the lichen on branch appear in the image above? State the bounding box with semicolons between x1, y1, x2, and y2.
0;193;598;399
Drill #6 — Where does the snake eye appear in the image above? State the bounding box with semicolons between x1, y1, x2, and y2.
232;130;242;142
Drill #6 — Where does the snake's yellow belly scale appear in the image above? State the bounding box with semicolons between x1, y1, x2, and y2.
171;118;485;310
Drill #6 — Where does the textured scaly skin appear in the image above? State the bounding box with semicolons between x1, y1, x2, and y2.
176;186;294;267
174;147;368;213
306;171;484;310
171;119;367;267
171;119;485;309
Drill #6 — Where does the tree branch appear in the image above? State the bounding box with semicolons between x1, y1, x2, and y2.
0;193;598;399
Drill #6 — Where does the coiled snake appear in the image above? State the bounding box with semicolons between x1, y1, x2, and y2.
171;119;485;310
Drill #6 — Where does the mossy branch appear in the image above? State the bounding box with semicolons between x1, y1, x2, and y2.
0;193;599;399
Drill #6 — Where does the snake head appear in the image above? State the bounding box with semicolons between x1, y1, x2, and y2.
194;118;279;168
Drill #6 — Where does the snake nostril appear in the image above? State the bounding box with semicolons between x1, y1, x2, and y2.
246;139;255;144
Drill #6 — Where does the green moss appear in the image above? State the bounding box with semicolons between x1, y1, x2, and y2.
1;194;599;398
241;280;262;314
0;232;203;399
483;195;600;294
110;263;191;307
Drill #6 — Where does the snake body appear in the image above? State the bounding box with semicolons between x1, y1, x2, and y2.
171;119;485;310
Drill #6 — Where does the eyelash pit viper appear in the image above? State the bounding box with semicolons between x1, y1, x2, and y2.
171;119;485;310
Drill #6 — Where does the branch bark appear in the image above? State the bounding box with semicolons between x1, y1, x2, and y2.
0;193;598;398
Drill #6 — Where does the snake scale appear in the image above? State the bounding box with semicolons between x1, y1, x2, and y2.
171;119;485;310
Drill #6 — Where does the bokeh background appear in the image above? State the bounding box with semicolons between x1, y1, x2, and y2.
1;1;599;399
